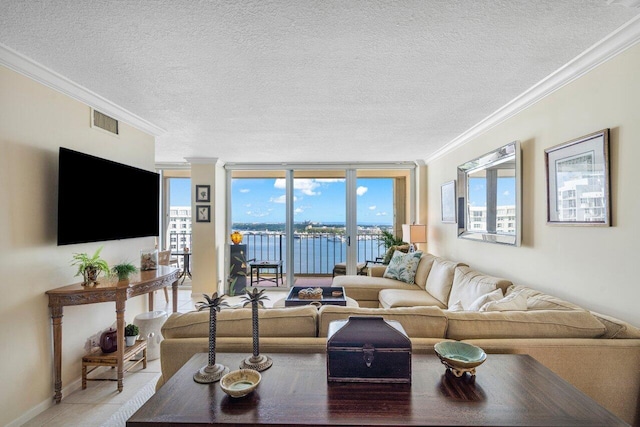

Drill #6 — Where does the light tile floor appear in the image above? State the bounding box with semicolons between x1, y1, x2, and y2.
23;284;291;427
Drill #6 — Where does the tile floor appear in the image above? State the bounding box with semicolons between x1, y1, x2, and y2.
23;283;292;427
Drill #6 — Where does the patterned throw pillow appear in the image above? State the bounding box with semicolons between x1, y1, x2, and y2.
383;250;423;284
382;244;410;264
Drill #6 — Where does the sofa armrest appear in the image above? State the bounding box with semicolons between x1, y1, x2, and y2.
368;265;387;277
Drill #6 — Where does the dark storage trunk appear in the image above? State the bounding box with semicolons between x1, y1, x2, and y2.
327;316;412;383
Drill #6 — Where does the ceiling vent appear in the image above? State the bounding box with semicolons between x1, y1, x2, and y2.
92;109;119;135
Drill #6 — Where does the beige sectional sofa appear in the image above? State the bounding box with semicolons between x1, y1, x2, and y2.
159;252;640;426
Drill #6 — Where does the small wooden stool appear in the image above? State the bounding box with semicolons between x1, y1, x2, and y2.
82;340;147;390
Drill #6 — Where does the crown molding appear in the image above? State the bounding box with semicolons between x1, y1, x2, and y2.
425;14;640;164
0;42;165;137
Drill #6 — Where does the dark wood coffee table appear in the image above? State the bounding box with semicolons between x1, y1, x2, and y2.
127;352;625;426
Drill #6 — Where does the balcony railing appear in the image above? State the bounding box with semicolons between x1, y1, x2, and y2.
169;231;388;275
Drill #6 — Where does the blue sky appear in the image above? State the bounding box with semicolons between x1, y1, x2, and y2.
230;177;393;224
469;177;516;206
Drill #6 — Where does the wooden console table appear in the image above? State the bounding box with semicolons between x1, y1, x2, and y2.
46;266;180;403
127;352;625;426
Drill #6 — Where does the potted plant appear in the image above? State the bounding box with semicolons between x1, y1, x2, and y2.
112;262;138;282
125;323;139;346
71;246;110;285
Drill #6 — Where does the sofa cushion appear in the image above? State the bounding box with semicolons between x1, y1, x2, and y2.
333;274;418;303
383;250;423;284
479;289;527;312
378;289;447;309
424;258;464;305
445;310;606;339
162;306;318;339
413;253;436;290
448;266;511;310
467;288;504;311
318;305;448;338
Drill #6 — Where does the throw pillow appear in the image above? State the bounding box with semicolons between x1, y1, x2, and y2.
382;244;410;265
383;250;423;284
467;288;504;311
447;300;464;312
480;290;528;312
447;266;499;310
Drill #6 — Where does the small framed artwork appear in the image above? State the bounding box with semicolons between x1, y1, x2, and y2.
545;129;610;226
441;180;456;223
196;205;211;223
195;185;210;202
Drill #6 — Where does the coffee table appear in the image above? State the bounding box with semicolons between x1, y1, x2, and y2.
127;352;625;426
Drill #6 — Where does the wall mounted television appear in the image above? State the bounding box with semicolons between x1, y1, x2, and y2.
57;147;160;245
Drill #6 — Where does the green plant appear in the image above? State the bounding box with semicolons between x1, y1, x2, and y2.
379;230;406;249
71;246;110;285
112;262;138;281
125;323;139;337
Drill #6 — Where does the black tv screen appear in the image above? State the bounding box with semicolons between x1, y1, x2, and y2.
57;147;160;245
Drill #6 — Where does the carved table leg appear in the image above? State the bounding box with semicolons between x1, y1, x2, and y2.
51;305;63;403
116;294;126;392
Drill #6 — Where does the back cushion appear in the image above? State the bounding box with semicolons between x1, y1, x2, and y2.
506;284;583;311
448;266;512;309
413;253;436;289
424;258;461;305
318;305;447;338
162;306;318;338
445;310;606;339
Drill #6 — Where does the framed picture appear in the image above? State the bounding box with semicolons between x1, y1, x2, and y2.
196;205;211;223
545;129;610;226
195;185;210;202
441;180;456;223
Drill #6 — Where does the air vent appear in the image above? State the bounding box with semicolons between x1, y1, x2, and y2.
92;109;119;135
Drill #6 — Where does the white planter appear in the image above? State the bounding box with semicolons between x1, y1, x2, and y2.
125;335;137;346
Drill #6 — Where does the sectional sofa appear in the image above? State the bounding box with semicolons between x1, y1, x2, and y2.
158;252;640;426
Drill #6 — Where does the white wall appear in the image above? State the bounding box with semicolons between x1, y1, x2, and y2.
426;42;640;327
0;65;156;426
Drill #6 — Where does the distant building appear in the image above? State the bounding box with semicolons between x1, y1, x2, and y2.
468;205;516;234
167;206;192;251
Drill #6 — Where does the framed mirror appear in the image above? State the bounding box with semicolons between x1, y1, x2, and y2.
457;141;521;246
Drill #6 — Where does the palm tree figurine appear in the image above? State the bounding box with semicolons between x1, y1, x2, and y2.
193;292;230;383
240;288;272;371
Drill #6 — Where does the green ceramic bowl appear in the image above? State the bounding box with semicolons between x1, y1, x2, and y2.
434;341;487;370
220;369;261;398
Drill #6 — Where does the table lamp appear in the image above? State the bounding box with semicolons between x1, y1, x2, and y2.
402;224;427;253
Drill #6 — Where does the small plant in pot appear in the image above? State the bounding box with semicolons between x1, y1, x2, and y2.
125;323;139;346
71;246;110;286
112;262;138;282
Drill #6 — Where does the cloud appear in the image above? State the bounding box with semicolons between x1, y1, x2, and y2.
274;178;343;196
368;205;376;210
270;195;297;204
356;186;368;196
503;190;510;196
294;207;304;214
239;188;250;193
376;212;388;216
246;210;270;218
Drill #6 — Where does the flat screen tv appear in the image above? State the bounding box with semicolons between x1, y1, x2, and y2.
57;147;160;245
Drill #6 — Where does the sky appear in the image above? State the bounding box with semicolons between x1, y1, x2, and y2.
469;177;516;206
169;177;393;225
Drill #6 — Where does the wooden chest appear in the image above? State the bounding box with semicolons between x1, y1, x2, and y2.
326;316;412;383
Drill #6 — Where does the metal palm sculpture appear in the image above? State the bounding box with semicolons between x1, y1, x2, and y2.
240;288;272;371
193;292;230;383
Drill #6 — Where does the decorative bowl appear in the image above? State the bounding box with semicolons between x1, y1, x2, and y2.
220;369;261;398
434;341;486;377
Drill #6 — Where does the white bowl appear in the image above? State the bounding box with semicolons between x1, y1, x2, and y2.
220;369;261;398
434;341;487;372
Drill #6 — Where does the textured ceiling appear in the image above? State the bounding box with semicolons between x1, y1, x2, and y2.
1;1;638;164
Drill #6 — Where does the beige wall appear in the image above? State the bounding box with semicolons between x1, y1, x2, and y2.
426;42;640;327
0;66;156;426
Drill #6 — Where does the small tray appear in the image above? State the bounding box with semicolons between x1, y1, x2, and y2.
285;286;346;307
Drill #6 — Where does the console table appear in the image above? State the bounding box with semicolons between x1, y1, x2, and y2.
127;352;625;426
249;260;283;286
46;266;180;403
